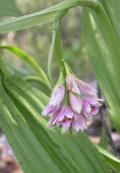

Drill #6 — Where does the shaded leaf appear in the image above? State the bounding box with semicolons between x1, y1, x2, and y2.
0;46;49;84
0;76;60;173
0;0;23;18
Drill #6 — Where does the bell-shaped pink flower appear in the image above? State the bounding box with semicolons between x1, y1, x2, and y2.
80;81;97;97
50;85;65;106
42;103;61;117
66;74;80;94
82;98;103;106
42;69;103;134
69;92;83;113
81;97;102;120
47;106;73;128
47;111;60;127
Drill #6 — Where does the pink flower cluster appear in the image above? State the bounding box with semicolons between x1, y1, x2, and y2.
42;74;103;133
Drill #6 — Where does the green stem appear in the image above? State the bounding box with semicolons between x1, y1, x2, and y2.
47;29;56;86
24;76;52;92
94;3;120;89
53;20;65;72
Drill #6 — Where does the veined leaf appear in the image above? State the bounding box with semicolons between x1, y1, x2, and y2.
0;0;23;18
83;7;120;133
0;0;97;33
3;73;111;173
99;0;120;44
96;145;120;173
7;61;37;77
0;77;60;173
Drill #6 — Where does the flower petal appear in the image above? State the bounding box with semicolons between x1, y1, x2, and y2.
50;85;65;106
42;103;61;117
80;81;97;97
62;118;71;127
82;100;91;113
69;92;83;113
72;113;87;132
58;106;73;121
66;74;80;94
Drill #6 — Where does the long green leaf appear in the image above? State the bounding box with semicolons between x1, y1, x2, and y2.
0;0;97;33
83;7;120;133
3;73;111;173
96;145;120;173
0;76;60;173
99;0;120;44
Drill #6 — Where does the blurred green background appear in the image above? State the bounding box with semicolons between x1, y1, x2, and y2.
0;0;95;84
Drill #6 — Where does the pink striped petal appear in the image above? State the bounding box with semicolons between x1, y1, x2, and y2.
58;106;73;121
82;100;91;113
72;113;87;132
42;103;61;117
50;85;65;106
66;74;80;94
80;81;97;97
69;92;83;113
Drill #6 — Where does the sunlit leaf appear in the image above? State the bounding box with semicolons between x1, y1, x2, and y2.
96;145;120;172
0;0;97;33
83;4;120;133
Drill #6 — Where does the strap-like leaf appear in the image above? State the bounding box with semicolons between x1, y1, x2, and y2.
83;7;120;133
96;145;120;173
0;0;97;33
0;77;60;173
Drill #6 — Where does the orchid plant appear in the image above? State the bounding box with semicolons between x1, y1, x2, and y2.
0;0;119;173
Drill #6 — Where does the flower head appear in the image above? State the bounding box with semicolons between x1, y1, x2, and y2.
42;67;103;134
